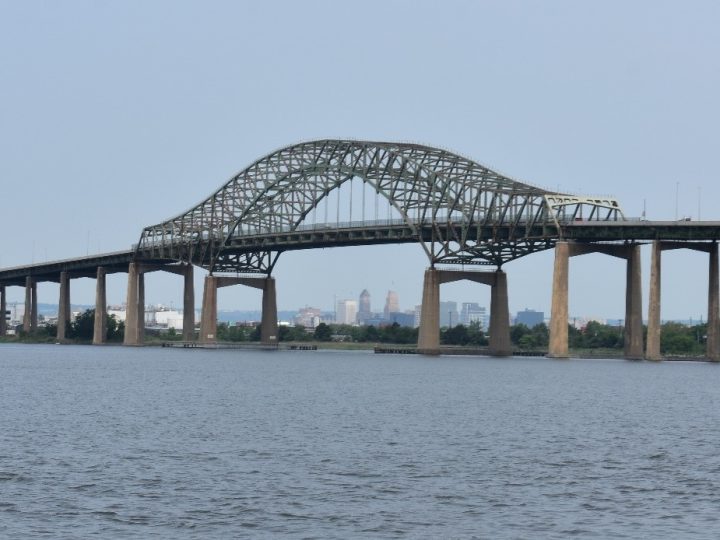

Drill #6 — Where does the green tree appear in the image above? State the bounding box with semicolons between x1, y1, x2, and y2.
510;324;530;345
360;325;380;342
69;309;96;340
314;323;332;341
441;324;470;345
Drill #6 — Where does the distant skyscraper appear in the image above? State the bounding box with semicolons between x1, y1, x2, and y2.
295;306;322;328
515;309;544;328
440;301;459;328
357;289;371;324
461;302;488;329
384;290;399;319
336;300;358;325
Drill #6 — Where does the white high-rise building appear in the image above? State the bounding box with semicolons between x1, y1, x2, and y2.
384;290;400;318
336;299;358;325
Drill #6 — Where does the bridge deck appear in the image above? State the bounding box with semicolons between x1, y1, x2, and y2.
2;221;720;285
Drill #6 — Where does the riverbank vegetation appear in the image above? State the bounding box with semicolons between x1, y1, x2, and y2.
0;309;711;356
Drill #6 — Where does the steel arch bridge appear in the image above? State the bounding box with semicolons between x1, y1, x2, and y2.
136;139;624;274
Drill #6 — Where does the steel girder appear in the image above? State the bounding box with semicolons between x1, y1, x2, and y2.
136;140;624;272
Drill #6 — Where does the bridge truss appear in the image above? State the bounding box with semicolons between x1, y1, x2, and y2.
136;140;624;273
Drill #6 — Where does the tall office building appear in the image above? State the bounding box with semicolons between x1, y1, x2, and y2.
384;290;400;319
440;301;459;328
515;309;544;328
336;300;358;325
357;289;371;323
295;307;322;328
461;302;488;329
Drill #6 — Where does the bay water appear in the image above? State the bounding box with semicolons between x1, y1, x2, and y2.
1;345;719;538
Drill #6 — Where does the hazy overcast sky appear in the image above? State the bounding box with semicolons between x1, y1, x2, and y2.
1;1;718;319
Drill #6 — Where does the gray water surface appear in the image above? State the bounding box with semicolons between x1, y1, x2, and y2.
1;345;719;539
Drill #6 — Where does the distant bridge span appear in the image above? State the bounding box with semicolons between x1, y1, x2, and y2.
2;140;720;360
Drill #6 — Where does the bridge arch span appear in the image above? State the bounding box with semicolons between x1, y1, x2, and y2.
137;140;622;273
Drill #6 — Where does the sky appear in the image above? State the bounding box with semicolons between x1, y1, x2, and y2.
1;0;719;320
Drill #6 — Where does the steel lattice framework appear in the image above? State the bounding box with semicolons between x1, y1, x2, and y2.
136;140;624;273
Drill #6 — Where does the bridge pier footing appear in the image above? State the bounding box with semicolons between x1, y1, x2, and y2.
93;267;107;345
57;271;71;342
0;285;6;337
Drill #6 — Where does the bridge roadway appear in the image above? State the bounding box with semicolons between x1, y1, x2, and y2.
3;220;720;284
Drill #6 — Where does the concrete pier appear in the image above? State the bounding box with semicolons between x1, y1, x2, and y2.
57;271;71;341
183;264;195;342
548;241;570;358
489;270;512;356
645;241;718;361
23;276;37;333
199;275;218;343
260;277;278;345
624;245;644;359
549;241;643;359
707;243;719;361
138;273;145;343
124;262;140;345
646;240;662;360
200;274;279;345
417;268;441;353
0;285;6;337
417;267;510;356
93;267;107;345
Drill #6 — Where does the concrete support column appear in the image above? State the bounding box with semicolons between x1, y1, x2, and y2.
646;240;662;360
261;277;278;345
23;278;31;332
124;262;140;345
93;267;107;345
489;270;512;356
548;241;570;358
417;268;440;353
182;264;195;342
31;279;37;332
23;276;37;333
707;243;719;361
624;245;644;359
0;285;6;337
57;271;71;341
137;273;145;343
200;275;218;343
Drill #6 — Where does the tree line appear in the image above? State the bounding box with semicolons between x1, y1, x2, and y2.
11;309;712;354
219;319;709;354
